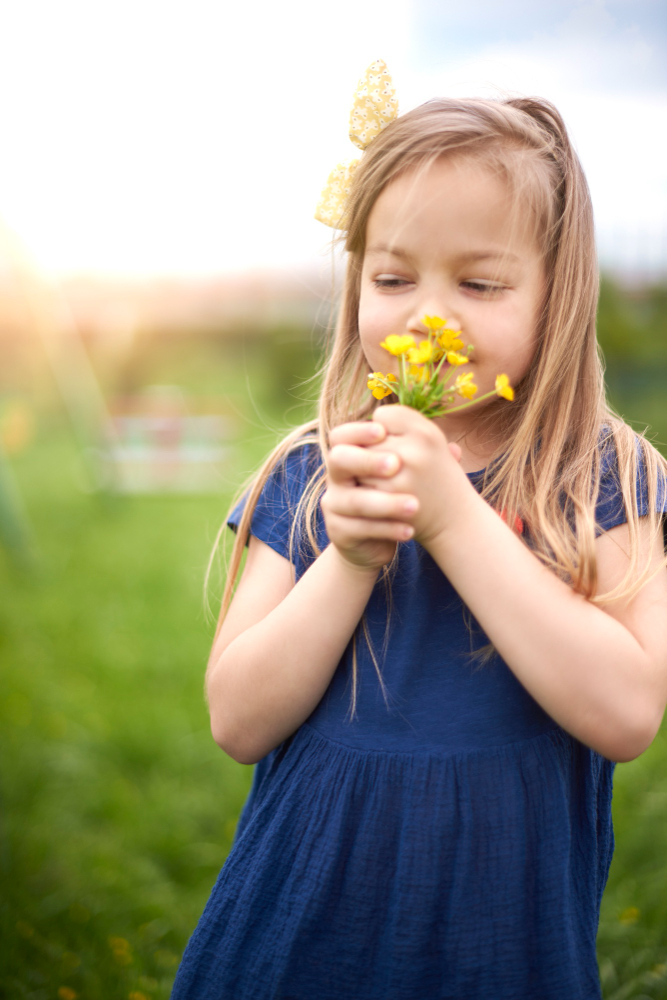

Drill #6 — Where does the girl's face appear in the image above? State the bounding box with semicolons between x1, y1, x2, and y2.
358;156;546;427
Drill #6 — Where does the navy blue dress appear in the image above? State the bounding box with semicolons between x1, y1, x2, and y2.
171;440;665;1000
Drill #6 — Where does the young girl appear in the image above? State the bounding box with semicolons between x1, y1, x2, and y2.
171;68;667;999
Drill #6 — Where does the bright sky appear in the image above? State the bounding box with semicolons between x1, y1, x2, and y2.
0;0;665;278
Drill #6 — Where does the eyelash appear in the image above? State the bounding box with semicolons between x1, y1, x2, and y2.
372;278;506;294
373;278;408;289
461;281;505;295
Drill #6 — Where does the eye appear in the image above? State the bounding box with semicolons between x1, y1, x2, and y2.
372;274;411;290
461;280;506;295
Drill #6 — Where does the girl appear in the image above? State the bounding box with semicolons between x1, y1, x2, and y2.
172;73;667;999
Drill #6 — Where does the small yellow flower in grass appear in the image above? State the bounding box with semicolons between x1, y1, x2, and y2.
58;989;77;1000
407;340;436;364
109;935;133;965
445;351;469;366
618;906;640;925
454;372;477;400
129;992;150;1000
379;334;416;355
495;374;514;400
367;372;397;399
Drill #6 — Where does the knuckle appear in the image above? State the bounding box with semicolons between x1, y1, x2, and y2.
347;492;363;516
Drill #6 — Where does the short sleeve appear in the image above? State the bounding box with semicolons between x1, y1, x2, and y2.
227;441;326;572
595;438;667;535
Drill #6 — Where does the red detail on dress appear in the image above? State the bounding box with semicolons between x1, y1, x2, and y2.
499;509;524;535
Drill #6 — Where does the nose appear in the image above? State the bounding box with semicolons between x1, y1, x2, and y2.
407;308;460;337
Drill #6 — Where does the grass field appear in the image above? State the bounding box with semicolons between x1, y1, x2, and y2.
1;335;667;998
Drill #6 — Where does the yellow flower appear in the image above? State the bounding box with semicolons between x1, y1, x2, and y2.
422;314;447;330
495;374;514;400
408;364;429;383
58;990;78;1000
454;372;477;400
618;906;640;925
445;351;469;366
129;993;150;1000
367;372;397;399
379;334;416;355
109;936;133;965
407;340;435;364
437;330;464;352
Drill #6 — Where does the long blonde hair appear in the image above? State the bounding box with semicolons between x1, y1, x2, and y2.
212;95;667;693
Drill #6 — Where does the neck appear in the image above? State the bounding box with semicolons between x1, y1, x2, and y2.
434;409;506;474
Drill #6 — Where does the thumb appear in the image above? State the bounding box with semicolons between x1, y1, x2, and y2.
448;442;462;463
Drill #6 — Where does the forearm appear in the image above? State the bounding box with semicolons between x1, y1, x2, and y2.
207;544;378;764
427;478;658;761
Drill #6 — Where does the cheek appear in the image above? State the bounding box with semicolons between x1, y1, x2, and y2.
358;300;389;362
508;325;539;382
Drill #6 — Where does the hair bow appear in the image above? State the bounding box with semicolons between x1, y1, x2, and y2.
314;59;398;230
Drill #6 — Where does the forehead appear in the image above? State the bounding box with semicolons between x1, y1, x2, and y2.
365;157;540;262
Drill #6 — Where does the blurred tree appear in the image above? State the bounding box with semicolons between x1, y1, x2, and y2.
598;277;667;367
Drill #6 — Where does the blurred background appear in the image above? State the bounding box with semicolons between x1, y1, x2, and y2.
1;1;666;997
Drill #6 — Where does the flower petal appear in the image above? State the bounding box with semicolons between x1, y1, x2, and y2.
495;374;514;401
379;334;416;356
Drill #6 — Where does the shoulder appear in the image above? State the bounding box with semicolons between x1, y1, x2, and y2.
595;425;667;535
228;433;326;565
231;435;322;518
252;436;324;522
271;436;324;493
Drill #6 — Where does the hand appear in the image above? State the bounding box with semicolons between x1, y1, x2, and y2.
321;420;420;572
359;406;467;549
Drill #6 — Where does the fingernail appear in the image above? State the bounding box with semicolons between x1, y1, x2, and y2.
403;499;418;514
381;455;398;473
402;525;414;539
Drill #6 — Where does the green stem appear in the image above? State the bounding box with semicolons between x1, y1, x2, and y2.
442;389;499;414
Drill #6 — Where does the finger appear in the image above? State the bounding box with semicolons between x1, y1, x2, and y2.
328;515;414;543
327;443;400;483
325;486;418;521
372;404;430;435
373;405;451;447
329;421;386;448
448;442;462;462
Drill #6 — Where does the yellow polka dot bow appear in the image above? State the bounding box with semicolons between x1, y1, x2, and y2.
314;59;398;230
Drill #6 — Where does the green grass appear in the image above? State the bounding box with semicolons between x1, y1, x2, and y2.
0;415;290;1000
1;339;667;997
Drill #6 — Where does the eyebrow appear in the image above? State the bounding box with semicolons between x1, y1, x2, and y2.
365;244;522;265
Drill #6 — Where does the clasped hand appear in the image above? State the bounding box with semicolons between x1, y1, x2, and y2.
321;405;465;572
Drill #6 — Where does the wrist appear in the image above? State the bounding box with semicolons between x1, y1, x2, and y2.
327;543;385;581
416;461;477;552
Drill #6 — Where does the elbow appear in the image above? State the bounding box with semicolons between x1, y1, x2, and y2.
206;663;263;765
210;716;264;765
594;704;663;764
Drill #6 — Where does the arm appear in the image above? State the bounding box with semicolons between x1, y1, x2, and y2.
427;483;667;762
344;406;667;762
206;426;418;764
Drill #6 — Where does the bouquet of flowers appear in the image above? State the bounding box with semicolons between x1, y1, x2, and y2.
367;315;514;419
